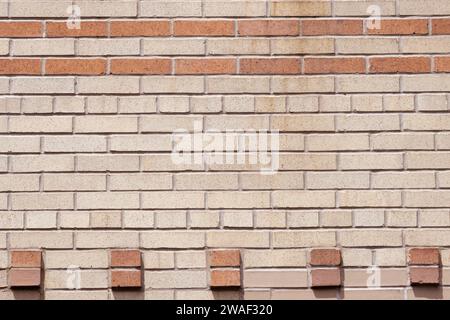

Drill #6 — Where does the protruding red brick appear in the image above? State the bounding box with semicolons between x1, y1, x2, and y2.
111;270;142;288
111;250;141;268
210;270;241;288
302;19;363;35
410;267;440;285
310;249;341;266
368;19;428;35
174;20;234;36
209;250;241;267
238;20;300;36
8;268;41;288
47;21;107;37
311;269;342;287
408;248;440;265
11;251;42;268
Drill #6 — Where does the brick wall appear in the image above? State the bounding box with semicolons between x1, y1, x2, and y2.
0;0;450;300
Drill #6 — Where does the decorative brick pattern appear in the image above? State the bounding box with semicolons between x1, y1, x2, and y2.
209;250;241;289
110;250;142;289
8;250;42;288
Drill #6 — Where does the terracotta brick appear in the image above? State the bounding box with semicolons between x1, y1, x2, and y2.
176;59;236;75
210;270;241;288
47;22;107;37
304;58;365;74
410;267;440;285
311;268;342;287
369;57;431;73
111;59;172;75
310;249;341;266
368;19;428;35
174;20;234;36
111;270;142;288
0;59;41;75
111;21;170;37
435;56;450;72
11;251;41;268
238;20;300;36
302;19;362;36
46;59;106;75
8;268;41;287
409;248;440;265
432;19;450;35
240;58;301;75
209;250;241;267
111;250;141;268
0;22;42;37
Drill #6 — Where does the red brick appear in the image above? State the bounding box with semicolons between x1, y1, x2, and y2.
408;248;440;265
310;249;341;266
302;19;362;35
111;270;142;288
369;57;431;74
305;58;365;74
46;21;107;37
174;20;234;36
209;250;241;267
111;250;141;268
432;19;450;35
410;267;440;285
176;59;236;75
111;59;172;75
240;58;301;75
111;21;170;37
434;56;450;72
368;19;428;35
46;59;106;75
311;269;342;287
8;268;41;287
210;270;241;288
238;20;300;36
10;251;42;268
0;22;42;37
0;59;41;75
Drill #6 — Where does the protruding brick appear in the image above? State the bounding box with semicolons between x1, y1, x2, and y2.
210;270;241;288
10;251;41;268
111;250;141;268
209;250;241;267
8;268;41;288
409;248;440;265
111;270;142;288
410;267;440;285
310;249;341;266
311;268;342;287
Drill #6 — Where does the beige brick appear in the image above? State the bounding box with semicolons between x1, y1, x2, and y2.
352;95;383;112
175;173;238;190
340;153;403;170
339;230;403;247
437;134;450;150
191;96;222;113
208;76;270;94
78;77;140;94
110;135;172;152
254;210;286;228
156;211;187;229
419;210;450;227
11;78;75;94
78;39;139;56
344;268;408;287
207;39;269;55
273;231;336;248
145;270;206;289
223;210;253;228
0;174;39;191
343;289;404;300
0;97;21;113
272;115;335;132
208;191;270;209
43;136;107;153
0;212;24;229
11;193;74;210
143;251;174;269
372;172;435;189
45;270;108;289
45;290;108;300
0;233;5;249
207;231;270;248
77;155;139;172
339;191;401;208
0;157;7;173
279;135;305;151
442;250;450;266
0;194;6;210
405;191;450;208
244;290;271;300
176;251;206;269
439;171;450;187
86;96;117;114
372;133;434;151
205;115;268;130
336;38;399;54
0;251;7;269
403;75;450;92
26;211;57;229
74;0;137;17
334;1;396;16
244;249;306;268
241;172;304;190
273;76;334;94
399;0;450;15
22;97;53;114
417;94;448;111
123;211;154;229
308;134;369;151
159;96;190;113
76;231;139;249
0;117;6;133
12;39;74;56
141;115;203;132
223;96;254;113
0;2;7;17
55;96;85;114
244;270;308;288
406;152;450;169
140;1;202;17
354;210;385;227
10;1;72;17
59;212;90;229
386;210;417;227
320;210;353;227
90;211;122;229
189;211;220;229
307;172;370;190
142;154;204;172
337;76;400;93
271;39;334;54
383;94;415;112
143;76;204;93
338;114;400;132
404;114;450;131
205;0;266;16
342;249;372;267
319;95;351;112
77;192;139;210
45;250;109;269
9;231;73;249
145;290;174;300
271;0;331;16
0;40;8;56
375;248;406;267
119;96;157;114
0;270;7;288
406;230;450;246
110;173;171;191
271;289;338;300
142;192;204;209
141;232;205;249
143;39;205;55
287;211;319;228
10;116;72;133
273;191;335;208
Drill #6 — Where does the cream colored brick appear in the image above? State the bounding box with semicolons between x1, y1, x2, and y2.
0;40;8;56
244;249;306;268
339;230;402;247
439;171;450;187
44;136;107;153
0;156;8;173
0;174;39;191
205;115;268;131
59;212;90;229
145;270;206;289
319;95;351;112
140;0;202;17
399;0;450;15
255;210;286;228
223;211;253;228
77;155;139;172
176;251;206;269
74;0;137;17
339;191;401;208
9;231;73;249
143;76;204;93
272;191;335;208
0;233;5;249
0;97;20;113
110;135;172;152
205;0;266;16
275;154;337;172
77;192;139;210
110;173;172;191
372;172;435;189
207;231;269;248
141;231;205;249
208;39;269;55
90;211;122;229
272;115;335;132
142;154;204;172
255;96;286;113
141;115;202;132
352;95;383;112
344;268;408;287
55;96;85;114
0;2;7;17
159;96;190;113
143;251;174;269
321;210;353;227
156;211;187;229
145;290;175;300
143;39;205;55
403;114;450;131
437;134;450;150
123;211;155;229
383;94;415;112
337;76;400;93
279;134;305;151
11;193;74;210
419;210;450;227
405;191;450;208
11;78;75;94
273;76;334;93
76;231;139;248
406;230;450;246
308;134;369;151
334;0;396;16
344;289;404;300
208;76;270;94
342;249;372;267
271;0;331;16
142;192;204;209
86;96;117;114
241;172;304;190
22;96;53;114
0;194;6;210
0;251;7;269
340;153;403;170
442;250;450;266
354;210;385;227
271;39;334;55
223;96;254;113
78;77;140;94
0;117;6;133
45;270;108;289
372;133;434;151
386;210;417;227
336;38;399;54
417;94;448;111
0;78;8;94
307;172;370;189
45;250;109;269
287;211;319;228
273;231;336;248
189;211;220;229
208;191;270;209
26;211;57;229
119;96;157;114
175;173;238;190
0;212;24;229
0;270;7;288
10;116;72;133
12;39;74;56
78;39;139;56
10;1;72;17
244;270;308;288
406;152;450;169
191;96;222;113
46;290;108;300
375;248;406;267
403;75;450;92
